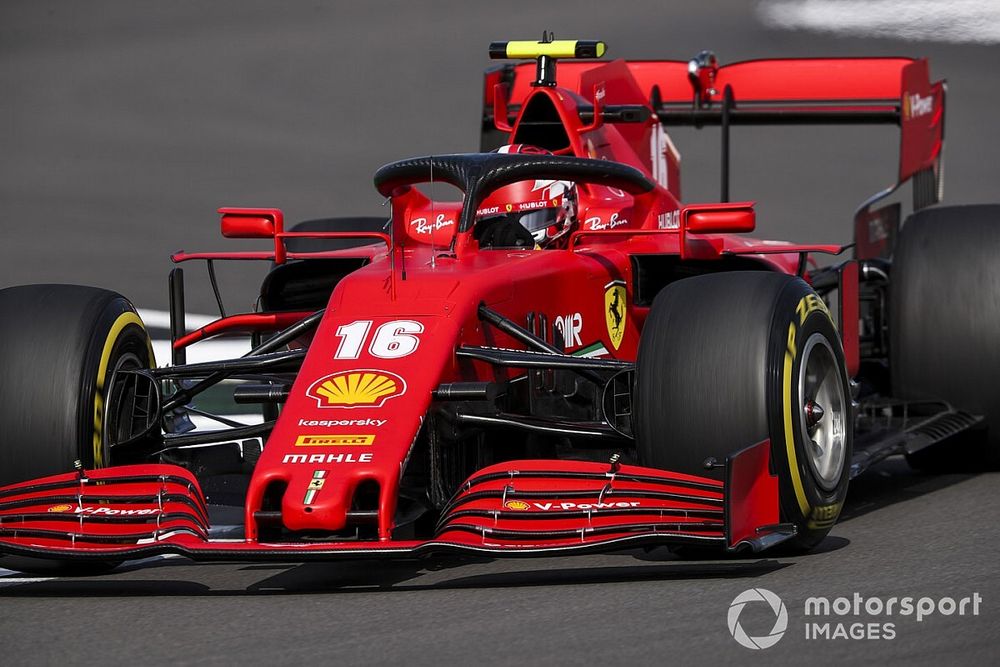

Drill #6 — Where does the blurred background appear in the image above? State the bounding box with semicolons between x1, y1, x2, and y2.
2;0;998;312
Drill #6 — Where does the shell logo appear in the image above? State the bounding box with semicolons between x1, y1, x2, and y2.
47;504;74;513
306;369;406;409
504;500;530;511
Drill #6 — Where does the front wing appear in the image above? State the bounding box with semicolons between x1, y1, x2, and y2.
0;440;791;565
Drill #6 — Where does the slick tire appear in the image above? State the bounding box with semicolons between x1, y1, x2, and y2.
634;272;852;551
890;205;1000;470
0;284;154;487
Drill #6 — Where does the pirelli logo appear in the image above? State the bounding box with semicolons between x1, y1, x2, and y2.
295;434;375;447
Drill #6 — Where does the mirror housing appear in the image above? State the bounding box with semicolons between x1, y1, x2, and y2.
219;207;284;239
680;201;755;259
684;203;755;234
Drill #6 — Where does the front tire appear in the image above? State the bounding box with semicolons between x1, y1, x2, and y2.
634;272;852;550
0;284;153;487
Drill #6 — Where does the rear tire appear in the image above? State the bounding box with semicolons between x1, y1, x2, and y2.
634;272;852;550
0;284;153;487
890;205;1000;468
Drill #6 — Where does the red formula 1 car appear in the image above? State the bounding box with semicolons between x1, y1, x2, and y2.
1;38;996;573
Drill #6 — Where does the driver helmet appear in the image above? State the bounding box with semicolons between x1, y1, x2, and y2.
475;144;578;247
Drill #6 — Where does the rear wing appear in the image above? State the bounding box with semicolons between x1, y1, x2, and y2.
483;55;945;214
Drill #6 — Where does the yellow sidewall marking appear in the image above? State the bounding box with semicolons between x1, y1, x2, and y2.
784;295;843;523
807;501;843;529
92;311;147;468
783;318;811;517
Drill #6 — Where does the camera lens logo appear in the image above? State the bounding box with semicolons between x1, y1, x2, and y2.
727;588;788;650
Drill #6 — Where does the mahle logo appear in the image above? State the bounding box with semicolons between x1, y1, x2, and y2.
728;588;788;650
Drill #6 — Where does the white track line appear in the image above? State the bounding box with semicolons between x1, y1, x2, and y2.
0;567;55;587
188;414;264;429
0;577;54;588
137;309;251;366
139;308;262;424
0;555;186;585
758;0;1000;44
149;339;251;367
136;308;217;330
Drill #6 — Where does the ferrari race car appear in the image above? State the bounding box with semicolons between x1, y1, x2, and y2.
1;37;995;574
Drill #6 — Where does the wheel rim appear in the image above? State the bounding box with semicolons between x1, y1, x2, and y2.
797;333;846;491
102;350;143;464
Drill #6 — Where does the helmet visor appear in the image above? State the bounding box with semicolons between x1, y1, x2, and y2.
518;208;559;233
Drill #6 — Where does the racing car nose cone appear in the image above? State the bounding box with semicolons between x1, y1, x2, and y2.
805;400;825;428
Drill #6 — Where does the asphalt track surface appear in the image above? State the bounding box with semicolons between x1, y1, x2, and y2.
2;1;1000;664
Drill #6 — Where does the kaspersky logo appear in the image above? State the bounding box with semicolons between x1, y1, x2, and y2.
306;370;405;409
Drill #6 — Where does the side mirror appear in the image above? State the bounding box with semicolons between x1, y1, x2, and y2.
684;202;755;234
219;207;284;239
679;202;755;259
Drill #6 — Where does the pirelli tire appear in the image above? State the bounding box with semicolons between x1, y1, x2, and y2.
634;271;852;551
0;284;154;487
890;205;1000;469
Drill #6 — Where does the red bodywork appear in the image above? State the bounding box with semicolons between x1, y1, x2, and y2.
0;49;943;565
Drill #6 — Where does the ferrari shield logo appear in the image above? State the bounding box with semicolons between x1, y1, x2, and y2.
303;470;327;505
604;280;627;350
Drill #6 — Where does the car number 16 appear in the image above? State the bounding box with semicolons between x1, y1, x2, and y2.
334;320;424;359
